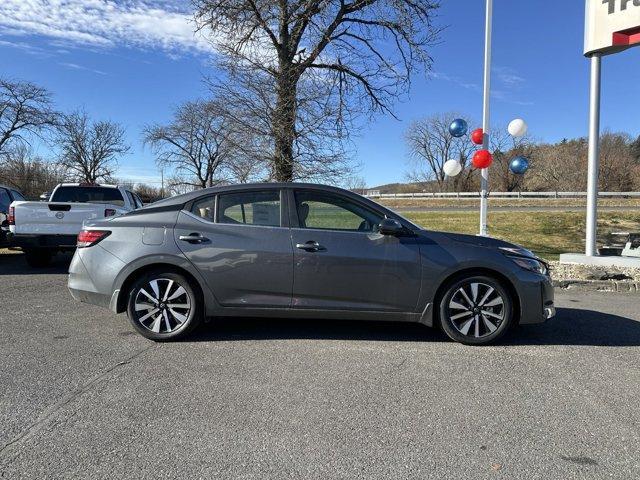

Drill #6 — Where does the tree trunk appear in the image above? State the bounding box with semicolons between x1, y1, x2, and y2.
273;68;297;182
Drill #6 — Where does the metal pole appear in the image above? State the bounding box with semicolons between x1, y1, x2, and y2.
479;0;493;236
585;53;602;256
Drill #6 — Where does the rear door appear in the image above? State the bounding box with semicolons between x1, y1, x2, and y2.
289;189;422;312
175;189;293;308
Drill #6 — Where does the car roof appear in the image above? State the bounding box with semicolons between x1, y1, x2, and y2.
148;182;365;208
56;183;119;188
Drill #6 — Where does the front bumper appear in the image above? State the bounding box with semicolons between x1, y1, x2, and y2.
9;233;77;249
518;273;555;325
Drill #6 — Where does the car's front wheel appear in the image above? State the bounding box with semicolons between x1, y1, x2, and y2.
439;275;514;345
126;270;202;341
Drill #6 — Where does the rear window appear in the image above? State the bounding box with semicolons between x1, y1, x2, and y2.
10;190;25;201
51;187;125;206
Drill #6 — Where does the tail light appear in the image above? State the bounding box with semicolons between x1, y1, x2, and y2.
77;230;111;248
104;208;116;217
7;206;15;225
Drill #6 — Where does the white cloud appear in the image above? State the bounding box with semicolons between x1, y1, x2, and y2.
0;0;215;56
59;62;108;75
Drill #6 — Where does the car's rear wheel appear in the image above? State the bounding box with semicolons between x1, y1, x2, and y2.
24;248;53;268
126;271;202;341
439;275;514;345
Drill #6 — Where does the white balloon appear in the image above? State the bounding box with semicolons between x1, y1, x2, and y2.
443;159;462;177
508;118;528;137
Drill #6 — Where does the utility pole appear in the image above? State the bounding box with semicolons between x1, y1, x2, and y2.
479;0;493;237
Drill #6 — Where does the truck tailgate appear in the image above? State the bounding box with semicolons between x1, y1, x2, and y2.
11;202;116;236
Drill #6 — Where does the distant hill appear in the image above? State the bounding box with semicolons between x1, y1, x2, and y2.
368;181;437;194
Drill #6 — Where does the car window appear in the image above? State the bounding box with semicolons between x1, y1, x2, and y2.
125;191;136;208
51;186;125;206
294;191;384;232
0;189;10;213
217;191;281;227
133;193;144;208
191;196;215;222
10;190;25;201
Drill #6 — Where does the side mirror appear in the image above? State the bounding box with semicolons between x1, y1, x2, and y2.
378;218;404;236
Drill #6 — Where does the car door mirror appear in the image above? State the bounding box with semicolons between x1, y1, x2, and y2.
378;218;404;236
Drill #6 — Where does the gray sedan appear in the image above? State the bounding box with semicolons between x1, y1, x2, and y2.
68;183;555;345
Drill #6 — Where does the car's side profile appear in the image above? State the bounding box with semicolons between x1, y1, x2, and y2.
68;183;555;345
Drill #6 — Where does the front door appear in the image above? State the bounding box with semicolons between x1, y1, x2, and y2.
290;190;422;312
175;189;293;308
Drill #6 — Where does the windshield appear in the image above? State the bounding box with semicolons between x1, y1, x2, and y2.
51;186;125;206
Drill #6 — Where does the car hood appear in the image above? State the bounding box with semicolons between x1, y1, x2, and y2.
422;230;536;257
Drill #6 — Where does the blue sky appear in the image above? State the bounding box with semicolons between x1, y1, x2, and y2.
1;1;638;187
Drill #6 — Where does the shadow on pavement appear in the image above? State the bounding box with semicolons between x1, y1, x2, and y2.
0;251;72;275
188;306;640;347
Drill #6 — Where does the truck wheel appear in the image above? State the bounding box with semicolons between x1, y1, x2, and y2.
24;248;53;268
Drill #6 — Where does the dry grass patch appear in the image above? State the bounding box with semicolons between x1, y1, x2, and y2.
403;211;640;261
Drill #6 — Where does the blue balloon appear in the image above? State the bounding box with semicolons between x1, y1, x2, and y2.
449;118;468;138
509;156;530;175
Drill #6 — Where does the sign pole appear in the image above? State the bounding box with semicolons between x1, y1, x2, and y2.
585;52;602;256
480;0;493;237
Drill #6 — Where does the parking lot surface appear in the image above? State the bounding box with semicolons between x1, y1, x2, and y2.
1;253;640;479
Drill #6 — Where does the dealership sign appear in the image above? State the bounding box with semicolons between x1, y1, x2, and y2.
585;0;640;55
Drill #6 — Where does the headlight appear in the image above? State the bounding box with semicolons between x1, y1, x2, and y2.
500;246;535;258
507;255;548;275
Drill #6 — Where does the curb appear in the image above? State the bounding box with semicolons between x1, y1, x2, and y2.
553;279;640;292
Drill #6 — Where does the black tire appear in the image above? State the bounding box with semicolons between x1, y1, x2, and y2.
126;270;202;341
24;248;53;268
438;275;514;346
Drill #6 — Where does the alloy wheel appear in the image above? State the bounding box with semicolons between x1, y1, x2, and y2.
447;281;506;339
133;278;192;334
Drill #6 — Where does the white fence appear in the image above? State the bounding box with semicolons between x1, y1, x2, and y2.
364;191;640;199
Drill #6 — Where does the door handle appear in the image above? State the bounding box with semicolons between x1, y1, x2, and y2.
296;241;324;252
179;233;207;244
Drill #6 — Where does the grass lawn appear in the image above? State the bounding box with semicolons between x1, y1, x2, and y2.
379;197;640;209
403;211;640;261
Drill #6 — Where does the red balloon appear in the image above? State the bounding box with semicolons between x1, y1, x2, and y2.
473;150;493;169
471;128;484;145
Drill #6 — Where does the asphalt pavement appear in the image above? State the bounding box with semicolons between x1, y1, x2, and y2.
1;252;639;479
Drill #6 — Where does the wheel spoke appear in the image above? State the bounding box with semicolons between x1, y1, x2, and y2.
482;314;498;333
483;296;504;307
150;313;162;333
451;311;473;321
139;308;159;323
162;310;171;332
169;308;187;323
149;280;160;299
167;303;189;309
478;287;495;307
470;283;479;302
167;286;186;301
474;315;480;337
458;288;474;307
162;280;174;301
449;300;469;311
139;288;157;303
135;302;155;312
459;317;475;335
482;310;503;320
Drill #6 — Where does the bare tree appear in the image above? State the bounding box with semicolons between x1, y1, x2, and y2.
0;78;58;157
0;145;66;198
144;100;230;189
405;113;475;191
195;0;440;181
56;111;130;183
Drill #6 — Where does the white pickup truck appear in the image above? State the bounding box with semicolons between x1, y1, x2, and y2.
8;183;143;267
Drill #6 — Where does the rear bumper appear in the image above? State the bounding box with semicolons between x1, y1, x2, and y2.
8;233;77;249
68;245;125;309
